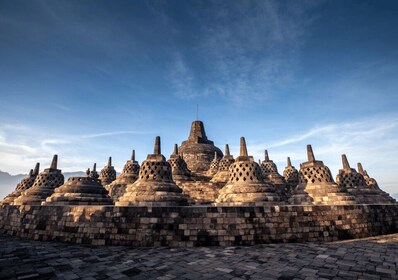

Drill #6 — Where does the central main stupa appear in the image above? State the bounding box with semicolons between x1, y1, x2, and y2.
179;120;222;173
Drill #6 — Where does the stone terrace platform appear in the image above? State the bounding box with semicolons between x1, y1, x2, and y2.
0;233;397;280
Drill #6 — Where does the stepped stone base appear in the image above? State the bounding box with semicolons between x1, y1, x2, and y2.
289;184;356;205
216;183;281;205
1;204;397;247
43;193;113;206
105;184;127;202
13;188;54;206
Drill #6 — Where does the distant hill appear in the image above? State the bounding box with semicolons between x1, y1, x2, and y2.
0;170;86;200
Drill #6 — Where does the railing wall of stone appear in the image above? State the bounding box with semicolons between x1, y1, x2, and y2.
0;204;397;246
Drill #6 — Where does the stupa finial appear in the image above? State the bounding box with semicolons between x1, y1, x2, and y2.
214;151;218;159
131;149;135;161
154;136;161;155
307;145;315;162
225;144;230;156
108;157;112;167
86;168;90;176
342;154;350;169
50;155;58;169
28;169;33;176
264;150;269;161
93;163;97;172
33;162;40;175
173;144;178;155
287;157;292;167
240;137;248;157
357;162;364;174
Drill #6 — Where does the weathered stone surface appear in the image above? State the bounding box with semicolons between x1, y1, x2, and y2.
1;163;39;205
260;150;288;201
211;144;234;185
216;137;280;205
43;169;113;206
179;121;223;173
289;145;355;205
13;155;64;205
98;157;116;186
1;204;397;246
107;150;140;201
336;156;396;204
116;136;188;206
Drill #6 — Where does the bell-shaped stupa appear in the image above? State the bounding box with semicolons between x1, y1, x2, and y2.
107;150;140;201
14;155;64;205
289;146;354;205
211;144;235;184
89;163;99;180
260;150;286;186
2;163;40;205
44;168;113;205
283;157;299;187
98;157;116;186
116;136;188;206
168;144;192;183
178;120;223;173
216;137;280;205
206;152;220;176
336;158;395;204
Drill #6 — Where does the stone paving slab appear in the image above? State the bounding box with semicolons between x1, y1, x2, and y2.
0;233;397;280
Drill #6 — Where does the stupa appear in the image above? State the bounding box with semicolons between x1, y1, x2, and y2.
116;136;188;206
14;155;64;205
1;163;40;205
216;137;280;205
283;157;299;187
98;157;116;186
179;121;222;173
43;168;113;206
89;163;99;180
289;145;355;205
206;152;220;176
260;150;286;186
211;144;235;184
106;150;140;201
168;144;192;183
336;158;395;204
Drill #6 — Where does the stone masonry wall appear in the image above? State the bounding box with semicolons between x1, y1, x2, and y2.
0;204;397;247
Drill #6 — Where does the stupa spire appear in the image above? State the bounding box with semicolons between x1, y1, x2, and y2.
50;155;58;169
264;150;269;161
307;145;315;162
28;169;33;176
108;157;112;167
93;163;97;172
33;162;40;176
225;144;230;156
240;137;248;157
357;162;364;174
173;144;178;155
131;149;136;161
287;157;292;167
154;136;161;155
342;154;350;170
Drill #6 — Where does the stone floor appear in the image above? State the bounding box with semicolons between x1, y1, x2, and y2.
0;233;397;280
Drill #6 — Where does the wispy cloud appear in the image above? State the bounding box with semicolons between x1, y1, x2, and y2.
81;130;153;139
167;1;318;105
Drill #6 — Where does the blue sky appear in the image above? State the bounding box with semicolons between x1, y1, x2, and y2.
0;0;398;195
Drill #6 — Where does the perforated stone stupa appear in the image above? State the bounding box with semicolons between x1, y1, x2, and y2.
14;155;64;205
168;144;192;183
260;150;286;186
211;144;235;184
206;152;220;176
44;168;113;206
107;150;140;201
289;146;355;205
99;157;116;186
116;136;188;206
216;137;280;205
179;121;222;173
89;163;99;180
1;163;40;205
283;157;299;187
336;156;395;204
